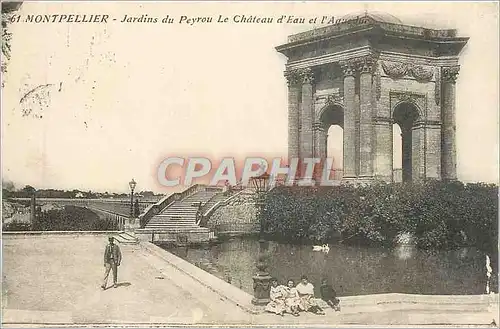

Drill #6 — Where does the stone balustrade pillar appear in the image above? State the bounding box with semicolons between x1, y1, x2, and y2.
340;60;357;179
441;66;459;181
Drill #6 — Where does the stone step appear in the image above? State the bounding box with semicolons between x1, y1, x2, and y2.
164;206;198;210
158;215;198;218
113;232;139;245
143;228;211;233
158;211;197;215
147;225;200;227
147;223;198;227
150;218;196;221
146;228;209;232
158;213;198;217
159;208;198;215
149;219;196;223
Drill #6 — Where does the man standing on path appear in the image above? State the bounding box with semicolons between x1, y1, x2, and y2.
101;236;122;290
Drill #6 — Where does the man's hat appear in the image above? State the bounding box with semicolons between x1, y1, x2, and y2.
108;236;114;241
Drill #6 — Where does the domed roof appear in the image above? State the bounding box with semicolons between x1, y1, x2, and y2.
340;11;404;25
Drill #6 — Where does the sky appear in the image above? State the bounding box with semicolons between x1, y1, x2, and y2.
1;2;498;193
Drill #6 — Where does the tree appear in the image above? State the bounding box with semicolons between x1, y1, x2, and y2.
2;179;15;191
1;2;23;87
140;191;156;198
22;185;36;193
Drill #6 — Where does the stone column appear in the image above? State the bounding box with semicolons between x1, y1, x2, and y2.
300;68;315;160
313;122;327;160
425;121;442;180
441;66;459;181
358;56;376;179
340;60;357;179
313;123;327;182
285;70;301;162
373;117;393;182
402;125;413;182
412;123;424;181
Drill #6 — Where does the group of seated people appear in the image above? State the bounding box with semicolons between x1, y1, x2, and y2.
265;275;341;317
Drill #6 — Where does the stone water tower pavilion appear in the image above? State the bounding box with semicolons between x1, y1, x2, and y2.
276;12;468;183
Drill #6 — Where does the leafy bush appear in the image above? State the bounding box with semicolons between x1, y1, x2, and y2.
32;206;118;231
262;181;498;252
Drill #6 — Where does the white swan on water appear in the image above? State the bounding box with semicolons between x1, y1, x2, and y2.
486;255;493;294
313;244;330;253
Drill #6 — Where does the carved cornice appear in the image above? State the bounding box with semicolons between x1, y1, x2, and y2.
284;70;301;86
442;65;460;84
381;61;434;82
435;67;441;106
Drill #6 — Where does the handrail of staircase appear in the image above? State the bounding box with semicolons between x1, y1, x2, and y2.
198;191;220;213
178;184;207;200
198;177;284;226
197;189;247;226
139;184;206;228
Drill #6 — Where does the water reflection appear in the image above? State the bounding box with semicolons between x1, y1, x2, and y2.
394;245;414;260
163;237;498;296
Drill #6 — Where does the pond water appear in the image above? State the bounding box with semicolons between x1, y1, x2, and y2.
163;237;498;297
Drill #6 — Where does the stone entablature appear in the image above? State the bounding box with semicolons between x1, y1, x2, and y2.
283;15;461;46
277;12;468;183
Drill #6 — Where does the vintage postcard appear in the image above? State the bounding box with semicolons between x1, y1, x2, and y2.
1;1;499;327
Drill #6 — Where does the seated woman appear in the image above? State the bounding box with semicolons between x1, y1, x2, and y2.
265;278;286;316
296;275;325;315
320;278;341;311
282;279;300;316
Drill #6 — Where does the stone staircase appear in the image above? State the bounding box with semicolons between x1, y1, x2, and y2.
202;193;227;213
114;231;139;245
145;189;222;231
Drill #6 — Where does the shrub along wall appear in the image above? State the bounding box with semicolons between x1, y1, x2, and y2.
262;181;498;252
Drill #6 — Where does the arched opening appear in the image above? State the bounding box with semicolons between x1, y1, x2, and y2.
392;102;420;183
320;104;344;179
327;126;343;169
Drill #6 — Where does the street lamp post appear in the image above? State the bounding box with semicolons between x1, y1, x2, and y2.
129;178;137;218
250;172;271;305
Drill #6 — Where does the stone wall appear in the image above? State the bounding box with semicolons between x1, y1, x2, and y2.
206;189;259;235
136;230;214;245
